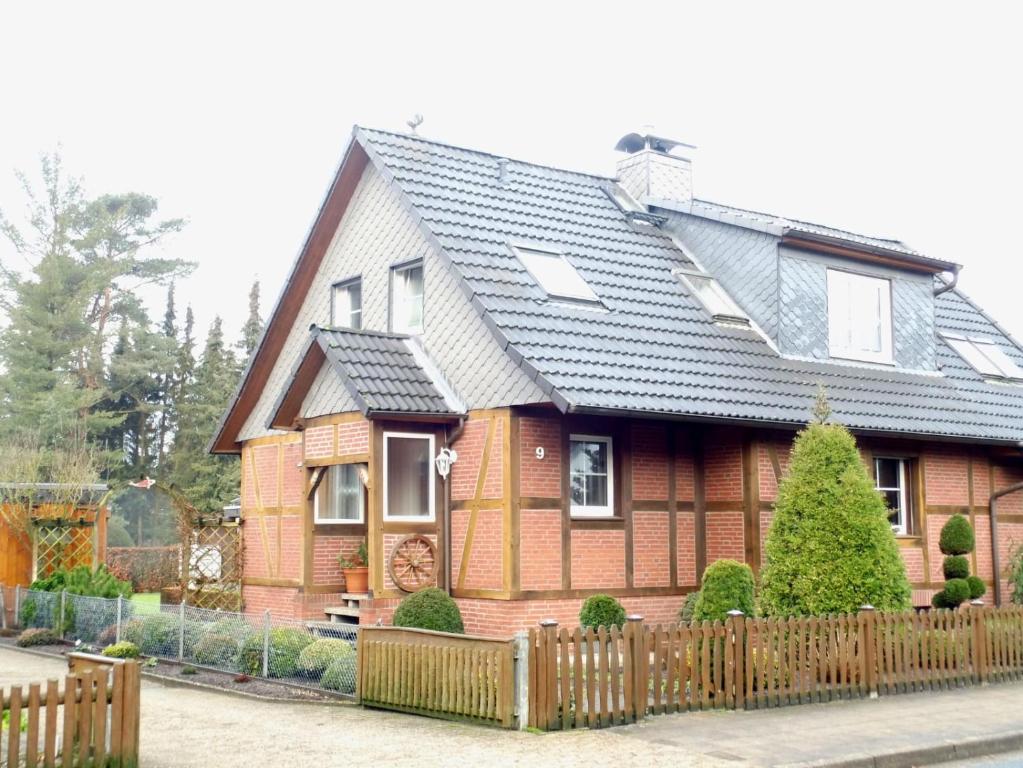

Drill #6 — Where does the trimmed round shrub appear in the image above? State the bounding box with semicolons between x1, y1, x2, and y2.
943;555;970;580
967;575;987;600
760;420;910;616
693;559;756;623
238;628;313;678
297;639;353;677
579;595;626;630
321;652;357;694
932;591;953;610
679;591;700;624
939;514;975;556
121;614;202;657
392;588;464;634
205;617;255;641
944;578;971;606
193;634;241;668
102;641;140;659
16;628;59;647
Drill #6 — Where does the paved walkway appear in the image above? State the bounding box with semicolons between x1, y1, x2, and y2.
2;646;1022;767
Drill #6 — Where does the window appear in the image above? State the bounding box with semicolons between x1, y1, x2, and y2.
675;269;749;324
570;435;614;517
383;432;435;521
391;262;424;334
943;334;1023;381
874;457;910;535
514;246;600;304
331;278;362;329
314;464;365;523
827;269;893;363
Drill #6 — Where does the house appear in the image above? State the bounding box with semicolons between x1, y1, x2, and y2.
211;127;1023;634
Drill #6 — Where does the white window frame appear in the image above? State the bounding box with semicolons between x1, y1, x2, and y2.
674;268;750;324
827;268;894;364
874;457;909;535
391;261;424;335
943;333;1023;381
330;278;362;330
569;434;614;518
383;431;436;522
512;244;601;304
313;463;365;525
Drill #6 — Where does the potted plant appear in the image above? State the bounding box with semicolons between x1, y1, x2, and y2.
337;539;369;593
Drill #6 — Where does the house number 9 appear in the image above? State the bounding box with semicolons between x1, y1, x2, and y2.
535;447;545;460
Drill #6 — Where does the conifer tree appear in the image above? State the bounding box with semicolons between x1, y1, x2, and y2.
238;280;262;360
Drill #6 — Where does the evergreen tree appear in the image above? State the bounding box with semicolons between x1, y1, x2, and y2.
238;280;262;360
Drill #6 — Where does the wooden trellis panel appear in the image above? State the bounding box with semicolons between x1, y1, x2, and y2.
184;523;242;611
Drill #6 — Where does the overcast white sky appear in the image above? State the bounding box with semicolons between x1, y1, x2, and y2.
1;1;1022;348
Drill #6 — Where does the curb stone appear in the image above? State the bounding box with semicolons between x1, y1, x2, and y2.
779;730;1023;768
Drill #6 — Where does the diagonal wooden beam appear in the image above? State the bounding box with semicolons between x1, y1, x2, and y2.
457;418;496;591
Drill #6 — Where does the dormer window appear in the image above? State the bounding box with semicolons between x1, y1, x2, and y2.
943;334;1023;381
674;268;749;325
827;269;893;363
513;245;600;304
331;278;362;330
392;261;424;334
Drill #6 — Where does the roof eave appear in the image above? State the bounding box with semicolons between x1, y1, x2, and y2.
781;232;960;274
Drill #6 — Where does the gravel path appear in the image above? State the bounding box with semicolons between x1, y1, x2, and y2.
0;646;724;768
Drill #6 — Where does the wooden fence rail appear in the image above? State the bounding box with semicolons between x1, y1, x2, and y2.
529;604;1023;731
357;626;517;728
0;660;140;767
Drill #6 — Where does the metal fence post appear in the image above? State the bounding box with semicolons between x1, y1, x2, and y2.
178;601;186;661
513;631;529;731
59;590;67;638
262;609;271;677
116;595;123;643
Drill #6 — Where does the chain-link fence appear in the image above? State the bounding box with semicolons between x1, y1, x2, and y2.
8;587;358;697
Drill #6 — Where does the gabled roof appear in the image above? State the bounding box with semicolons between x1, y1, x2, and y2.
269;326;463;429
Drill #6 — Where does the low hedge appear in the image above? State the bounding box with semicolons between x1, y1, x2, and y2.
193;634;242;668
238;628;313;678
16;628;60;647
393;588;464;634
321;652;357;694
102;641;140;659
297;639;353;678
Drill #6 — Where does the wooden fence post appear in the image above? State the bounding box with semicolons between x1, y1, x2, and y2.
728;610;745;710
539;619;559;731
626;615;645;722
971;600;987;684
859;605;877;698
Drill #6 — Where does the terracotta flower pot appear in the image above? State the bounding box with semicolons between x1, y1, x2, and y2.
343;566;369;594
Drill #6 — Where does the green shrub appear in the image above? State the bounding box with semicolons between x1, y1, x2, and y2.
121;614;202;657
392;588;464;634
1010;544;1023;606
679;591;700;623
297;639;353;677
193;634;241;668
967;575;986;600
943;578;971;606
579;595;626;630
205;617;255;641
321;654;357;694
932;591;953;610
238;628;313;678
16;628;60;647
101;641;140;659
943;555;970;580
693;560;756;622
760;419;911;616
29;564;131;599
939;514;975;556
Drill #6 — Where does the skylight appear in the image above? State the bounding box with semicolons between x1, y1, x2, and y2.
675;269;749;324
944;334;1023;381
514;246;600;304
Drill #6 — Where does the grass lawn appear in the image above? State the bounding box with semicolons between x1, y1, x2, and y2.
130;592;161;613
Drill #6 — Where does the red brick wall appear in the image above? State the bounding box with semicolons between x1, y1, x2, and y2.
706;510;744;563
312;534;364;586
994;465;1023;515
705;441;743;502
758;442;790;502
338;421;369;455
974;515;993;580
520;509;561;590
633;510;670;587
570;529;625;590
456;508;503;590
676;510;696;586
900;546;925;583
924;448;971;506
252;444;280;506
304;425;334;460
483;419;504;499
519;416;560;498
632;423;668;501
676;445;695;502
450;419;488;501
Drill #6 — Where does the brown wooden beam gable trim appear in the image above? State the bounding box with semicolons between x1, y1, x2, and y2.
269;340;326;431
450;498;503;511
211;140;370;453
304;453;371;468
780;236;954;275
924;504;991;515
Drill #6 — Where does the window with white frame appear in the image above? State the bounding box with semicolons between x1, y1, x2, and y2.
943;334;1023;381
874;457;910;535
391;262;424;334
331;278;362;330
827;269;893;363
514;245;600;304
314;464;365;523
569;435;614;517
383;432;435;521
675;269;749;324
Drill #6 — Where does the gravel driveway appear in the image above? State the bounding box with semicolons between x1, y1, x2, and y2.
0;647;723;768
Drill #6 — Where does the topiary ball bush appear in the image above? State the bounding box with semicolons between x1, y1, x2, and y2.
579;594;626;630
943;578;971;606
102;641;140;659
392;588;464;634
238;628;313;678
931;591;952;610
967;575;986;600
693;559;756;623
297;639;353;678
16;628;59;647
679;591;700;624
943;555;970;580
321;653;358;694
939;514;975;556
193;634;241;668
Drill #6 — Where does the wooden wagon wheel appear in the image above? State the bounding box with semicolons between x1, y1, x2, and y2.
388;534;437;592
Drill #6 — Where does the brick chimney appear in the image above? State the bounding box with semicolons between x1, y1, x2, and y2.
614;132;696;212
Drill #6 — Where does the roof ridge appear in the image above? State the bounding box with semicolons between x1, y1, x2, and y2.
312;324;410;341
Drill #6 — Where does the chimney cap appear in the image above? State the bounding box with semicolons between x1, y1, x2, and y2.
615;132;696;155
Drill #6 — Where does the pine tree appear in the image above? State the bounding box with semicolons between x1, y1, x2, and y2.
238;280;262;360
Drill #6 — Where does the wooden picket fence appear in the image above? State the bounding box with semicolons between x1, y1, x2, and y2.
528;604;1023;730
0;659;140;767
357;626;517;728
